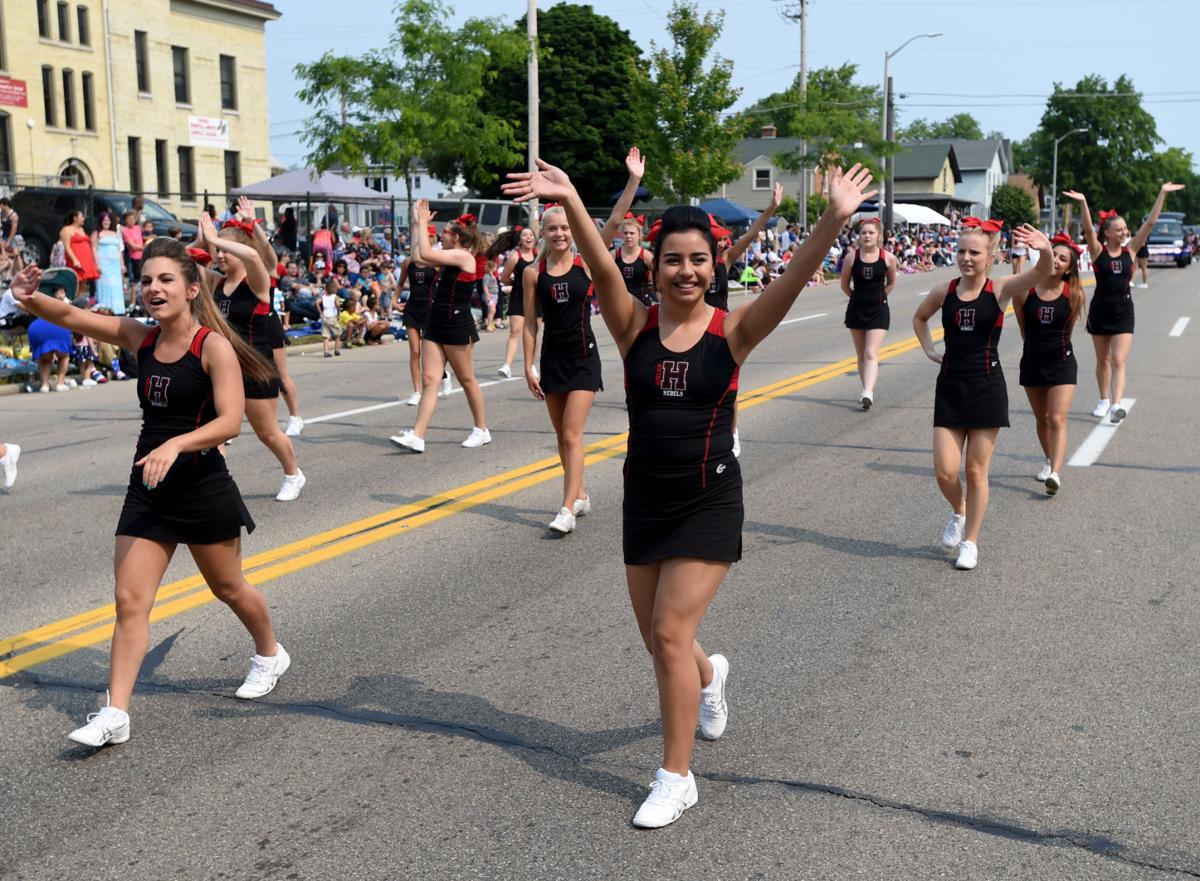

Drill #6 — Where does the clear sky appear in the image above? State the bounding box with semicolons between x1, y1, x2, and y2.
265;0;1199;173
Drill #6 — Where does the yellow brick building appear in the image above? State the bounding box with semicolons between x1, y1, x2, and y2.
0;0;279;216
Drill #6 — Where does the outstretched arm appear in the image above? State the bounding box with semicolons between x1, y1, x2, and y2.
725;182;783;267
8;265;151;350
597;147;646;246
725;165;877;363
1130;182;1185;255
1062;191;1101;260
912;284;949;365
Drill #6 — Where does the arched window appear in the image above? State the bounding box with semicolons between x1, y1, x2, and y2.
58;158;92;187
0;112;12;181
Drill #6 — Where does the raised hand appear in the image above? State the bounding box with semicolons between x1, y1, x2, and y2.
770;182;783;212
1062;190;1087;203
625;146;645;181
1012;224;1050;252
412;199;431;224
198;211;218;242
237;195;254;220
9;265;41;301
502;159;576;204
1162;181;1186;194
826;164;877;220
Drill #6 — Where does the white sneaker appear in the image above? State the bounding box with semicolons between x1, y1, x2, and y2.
497;363;512;378
1036;459;1052;482
390;430;425;453
732;429;741;459
38;384;49;393
275;470;306;502
81;378;98;388
1092;398;1110;418
1;444;19;488
65;378;77;389
572;495;592;517
941;511;966;549
699;653;729;740
860;390;874;411
955;540;978;570
53;383;68;392
68;699;130;747
235;644;291;699
284;416;304;437
1045;472;1061;496
632;768;698;829
461;427;492;448
404;391;421;406
1136;282;1148;289
1109;404;1127;424
439;375;453;398
548;507;576;534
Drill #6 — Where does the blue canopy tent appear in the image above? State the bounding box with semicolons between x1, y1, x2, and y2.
698;198;760;225
608;186;651;205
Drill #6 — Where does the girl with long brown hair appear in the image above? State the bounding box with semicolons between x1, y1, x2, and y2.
8;243;289;748
840;215;897;409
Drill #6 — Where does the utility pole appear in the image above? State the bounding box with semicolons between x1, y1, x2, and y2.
798;0;807;228
884;76;894;231
527;0;540;224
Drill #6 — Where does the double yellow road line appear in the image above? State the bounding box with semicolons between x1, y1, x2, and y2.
0;322;943;679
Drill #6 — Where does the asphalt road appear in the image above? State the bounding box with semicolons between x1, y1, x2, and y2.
2;263;1199;880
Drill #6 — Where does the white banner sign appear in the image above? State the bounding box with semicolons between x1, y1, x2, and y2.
188;116;230;149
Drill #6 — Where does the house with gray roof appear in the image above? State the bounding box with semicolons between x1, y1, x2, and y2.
891;142;973;218
706;127;807;211
905;138;1012;217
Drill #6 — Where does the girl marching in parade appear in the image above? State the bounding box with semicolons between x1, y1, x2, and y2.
840;216;897;410
398;223;441;405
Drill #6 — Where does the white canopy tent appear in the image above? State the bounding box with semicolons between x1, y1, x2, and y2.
231;168;393;204
852;203;953;226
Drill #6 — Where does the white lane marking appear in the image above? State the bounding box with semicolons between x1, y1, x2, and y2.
304;375;522;425
780;312;828;326
1067;398;1136;467
1169;317;1190;337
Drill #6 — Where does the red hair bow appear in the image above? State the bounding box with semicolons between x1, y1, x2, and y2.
1051;232;1083;256
647;219;662;243
624;212;646;226
962;216;1003;234
186;247;213;266
514;225;524;232
1097;209;1119;223
707;214;732;241
456;214;477;227
222;218;258;236
426;224;437;237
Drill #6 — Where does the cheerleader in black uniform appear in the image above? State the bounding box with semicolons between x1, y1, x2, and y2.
522;206;603;534
1012;234;1087;496
390;203;491;452
914;219;1053;571
398;224;439;405
504;156;876;829
8;246;289;748
498;224;538;379
839;217;897;409
195;212;305;501
1064;183;1183;423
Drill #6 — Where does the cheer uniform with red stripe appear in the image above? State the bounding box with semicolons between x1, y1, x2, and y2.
705;261;730;311
1087;248;1135;335
844;249;890;330
214;276;280;399
403;262;437;331
534;256;602;394
615;247;657;306
424;261;480;347
934;278;1009;428
1019;283;1078;387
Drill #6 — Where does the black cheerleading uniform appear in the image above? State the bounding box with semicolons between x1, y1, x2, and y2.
116;327;255;543
507;253;534;318
1019;284;1078;387
534;256;603;394
214;276;280;399
623;306;742;565
616;247;657;307
844;249;890;330
423;262;480;346
934;278;1009;429
1087;248;1135;335
403;263;437;331
705;261;730;311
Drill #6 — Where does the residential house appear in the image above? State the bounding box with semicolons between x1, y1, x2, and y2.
707;126;806;211
910;138;1011;217
891;142;972;218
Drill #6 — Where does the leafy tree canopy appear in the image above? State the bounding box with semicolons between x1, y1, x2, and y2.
901;113;985;141
990;183;1037;228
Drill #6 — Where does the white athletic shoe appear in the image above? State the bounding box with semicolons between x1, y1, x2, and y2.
1036;459;1052;482
632;769;698;829
1045;472;1061;496
439;375;453;398
860;390;874;411
284;416;304;437
1;444;19;488
81;378;98;388
275;470;305;502
38;384;49;393
1109;404;1127;424
548;507;576;534
941;512;966;549
1092;398;1110;418
68;697;130;747
53;383;68;392
572;495;592;517
404;392;421;406
461;427;492;448
955;540;978;570
732;429;741;459
235;644;290;699
699;653;729;740
497;363;512;378
389;430;425;453
1136;282;1149;289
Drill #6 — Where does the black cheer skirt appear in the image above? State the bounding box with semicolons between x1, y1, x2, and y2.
845;296;890;330
1019;350;1078;388
117;451;255;545
403;298;431;331
424;306;479;346
623;457;743;565
539;352;603;395
934;371;1009;429
1087;299;1135;336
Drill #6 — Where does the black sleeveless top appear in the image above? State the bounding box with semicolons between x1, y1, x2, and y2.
850;250;888;306
431;264;476;319
1022;284;1073;362
510;253;534;311
941;278;1004;378
616;247;655;301
135;327;216;458
625;306;739;486
214;277;272;357
1093;248;1132;307
535;256;597;359
705;262;730;310
407;263;437;308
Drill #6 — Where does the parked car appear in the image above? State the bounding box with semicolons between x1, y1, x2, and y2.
7;188;197;267
1145;218;1192;268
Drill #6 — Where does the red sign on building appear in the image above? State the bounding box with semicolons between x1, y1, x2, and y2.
0;76;28;108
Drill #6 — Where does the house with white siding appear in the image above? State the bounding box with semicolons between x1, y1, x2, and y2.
707;127;806;211
906;139;1012;217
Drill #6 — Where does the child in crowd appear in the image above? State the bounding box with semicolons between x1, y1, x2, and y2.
321;279;342;358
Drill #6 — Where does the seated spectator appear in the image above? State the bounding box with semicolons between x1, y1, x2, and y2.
28;284;74;392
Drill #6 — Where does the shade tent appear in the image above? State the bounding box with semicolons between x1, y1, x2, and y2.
698;198;760;225
231;168;393;203
854;203;952;226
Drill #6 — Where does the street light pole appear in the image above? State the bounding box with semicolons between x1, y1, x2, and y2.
1050;127;1089;234
880;32;941;231
527;0;540;224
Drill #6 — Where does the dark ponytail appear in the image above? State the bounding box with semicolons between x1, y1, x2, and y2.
447;218;478;253
650;205;717;275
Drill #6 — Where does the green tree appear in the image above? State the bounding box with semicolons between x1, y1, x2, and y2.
1148;147;1200;222
642;1;743;203
776;195;798;224
901;113;985;141
805;193;829;228
990;183;1037;227
473;4;651;204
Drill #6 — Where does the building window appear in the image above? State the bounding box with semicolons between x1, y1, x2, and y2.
134;30;149;92
128;137;142;193
0;113;12;179
38;0;51;38
61;69;75;128
155;139;169;198
219;54;237;111
172;46;189;104
81;71;94;130
56;1;70;42
753;168;771;190
76;6;89;46
223;151;240;192
0;2;8;70
177;146;194;201
414;175;421;189
41;66;55;126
